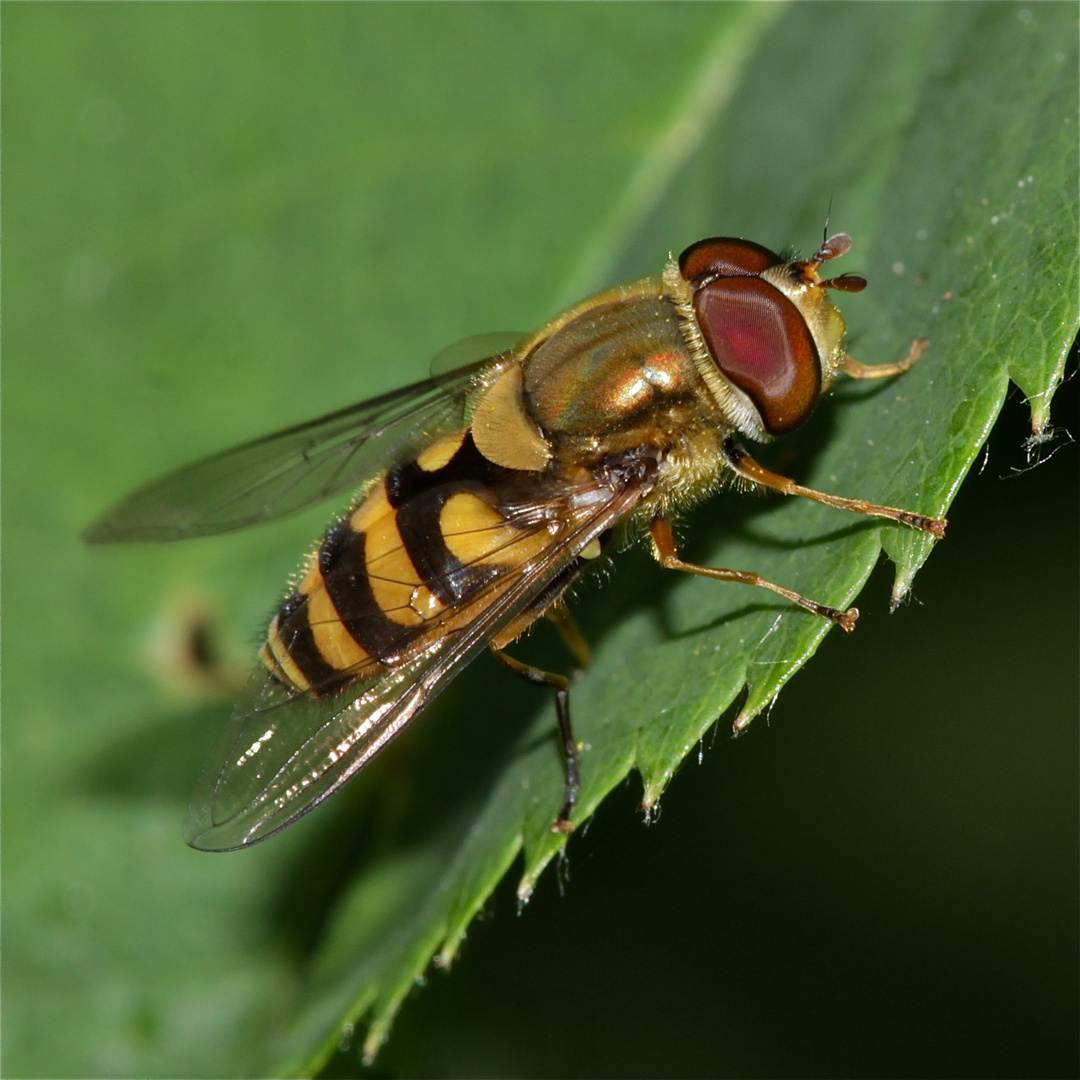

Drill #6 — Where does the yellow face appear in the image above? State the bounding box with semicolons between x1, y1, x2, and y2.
761;263;848;390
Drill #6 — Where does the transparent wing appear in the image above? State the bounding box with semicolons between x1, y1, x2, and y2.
429;331;525;385
84;344;520;543
183;470;651;850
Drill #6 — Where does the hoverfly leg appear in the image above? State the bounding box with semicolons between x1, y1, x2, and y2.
490;646;579;833
720;438;947;539
649;517;859;632
840;337;928;379
546;603;592;670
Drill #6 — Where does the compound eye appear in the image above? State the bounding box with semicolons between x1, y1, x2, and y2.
679;237;781;284
693;277;820;435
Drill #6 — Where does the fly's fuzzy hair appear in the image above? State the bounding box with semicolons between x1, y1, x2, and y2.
661;257;768;443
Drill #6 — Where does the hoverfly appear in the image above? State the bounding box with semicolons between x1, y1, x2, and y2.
85;232;946;851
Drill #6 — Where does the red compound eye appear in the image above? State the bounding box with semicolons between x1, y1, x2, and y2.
678;237;781;284
693;276;820;435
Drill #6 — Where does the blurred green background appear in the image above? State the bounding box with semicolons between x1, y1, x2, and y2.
4;4;1076;1078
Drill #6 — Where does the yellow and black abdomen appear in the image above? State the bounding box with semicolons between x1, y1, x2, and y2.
259;428;553;697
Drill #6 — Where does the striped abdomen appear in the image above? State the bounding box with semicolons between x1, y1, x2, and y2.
259;429;556;696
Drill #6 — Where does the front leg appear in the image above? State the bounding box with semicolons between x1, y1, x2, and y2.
721;438;947;539
840;337;929;379
649;517;859;632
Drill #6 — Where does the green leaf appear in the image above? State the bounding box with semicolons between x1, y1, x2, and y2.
4;4;1075;1078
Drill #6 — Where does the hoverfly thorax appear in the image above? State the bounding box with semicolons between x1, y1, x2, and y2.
668;233;866;440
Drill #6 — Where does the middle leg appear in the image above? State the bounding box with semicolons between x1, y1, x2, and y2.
491;645;579;833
